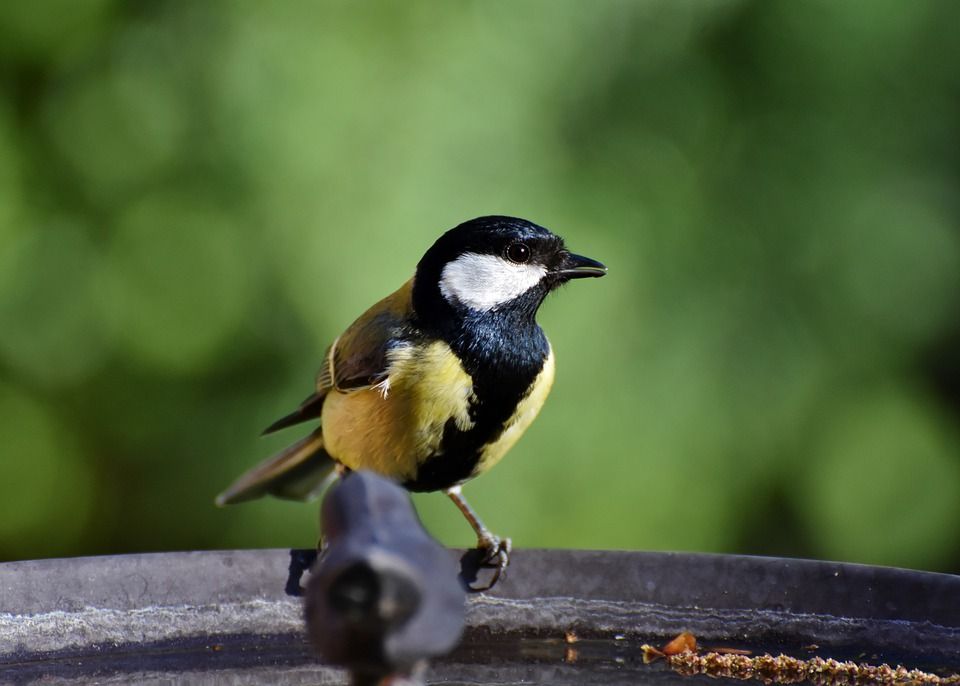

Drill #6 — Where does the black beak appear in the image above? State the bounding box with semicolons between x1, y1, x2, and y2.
556;252;607;279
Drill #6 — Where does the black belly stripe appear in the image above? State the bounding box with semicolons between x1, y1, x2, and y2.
402;417;485;492
404;309;550;493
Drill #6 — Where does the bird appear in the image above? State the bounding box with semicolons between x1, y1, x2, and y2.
216;215;606;588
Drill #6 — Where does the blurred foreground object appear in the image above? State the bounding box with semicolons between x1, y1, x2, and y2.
304;471;465;685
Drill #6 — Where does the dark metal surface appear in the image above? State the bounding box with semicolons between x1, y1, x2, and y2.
1;549;959;684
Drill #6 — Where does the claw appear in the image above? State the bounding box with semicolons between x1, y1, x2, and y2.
446;488;512;592
470;535;511;592
478;534;510;562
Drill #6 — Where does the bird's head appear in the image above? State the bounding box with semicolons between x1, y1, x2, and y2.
412;216;606;326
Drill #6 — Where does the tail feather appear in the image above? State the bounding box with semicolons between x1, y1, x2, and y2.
216;429;336;506
261;393;325;435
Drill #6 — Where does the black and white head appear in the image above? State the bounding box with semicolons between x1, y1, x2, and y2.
413;216;606;328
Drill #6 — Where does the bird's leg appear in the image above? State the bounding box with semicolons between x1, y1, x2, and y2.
446;486;511;589
317;464;352;551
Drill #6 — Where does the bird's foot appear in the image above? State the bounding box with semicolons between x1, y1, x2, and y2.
285;548;319;597
457;535;511;593
478;533;511;564
471;534;510;592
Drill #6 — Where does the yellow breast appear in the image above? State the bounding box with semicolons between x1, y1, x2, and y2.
320;340;475;481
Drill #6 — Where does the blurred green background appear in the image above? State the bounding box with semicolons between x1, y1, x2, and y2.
1;0;959;573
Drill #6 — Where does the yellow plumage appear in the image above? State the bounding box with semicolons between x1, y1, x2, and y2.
323;340;476;481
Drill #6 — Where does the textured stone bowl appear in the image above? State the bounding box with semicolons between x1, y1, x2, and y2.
1;549;958;684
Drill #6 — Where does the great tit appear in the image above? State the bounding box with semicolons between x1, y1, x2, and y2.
216;215;605;585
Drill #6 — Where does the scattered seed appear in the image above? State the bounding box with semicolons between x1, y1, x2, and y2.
662;632;697;656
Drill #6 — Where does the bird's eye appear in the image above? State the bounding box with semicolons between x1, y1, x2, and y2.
505;242;531;264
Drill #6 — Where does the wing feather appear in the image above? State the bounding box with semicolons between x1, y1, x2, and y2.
259;279;415;433
222;280;416;505
216;429;334;505
329;279;415;391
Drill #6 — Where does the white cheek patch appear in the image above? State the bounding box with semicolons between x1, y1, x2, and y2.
439;252;547;312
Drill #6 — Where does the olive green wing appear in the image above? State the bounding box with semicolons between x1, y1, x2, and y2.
326;278;414;391
215;279;414;507
261;278;414;433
